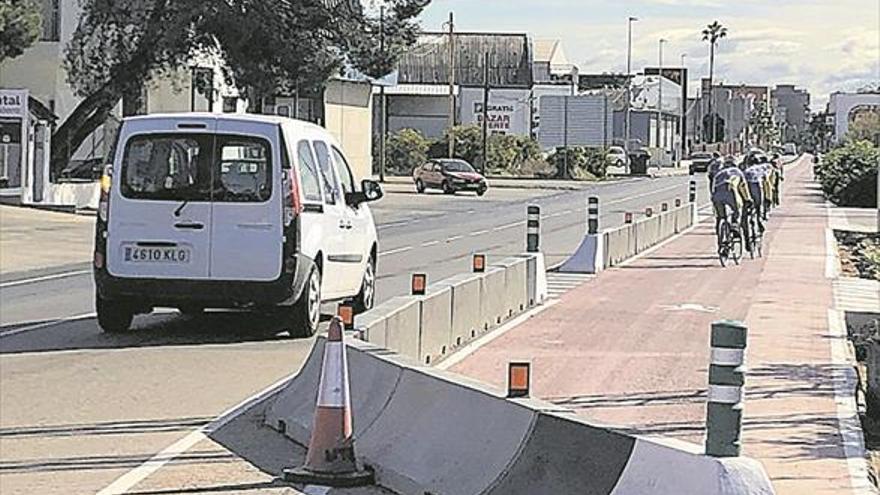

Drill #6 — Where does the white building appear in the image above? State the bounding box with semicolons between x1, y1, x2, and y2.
827;91;880;143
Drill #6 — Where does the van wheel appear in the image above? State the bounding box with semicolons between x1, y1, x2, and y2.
290;266;321;338
415;179;426;193
96;295;134;333
352;255;376;314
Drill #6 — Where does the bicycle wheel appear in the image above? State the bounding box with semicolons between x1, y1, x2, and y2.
717;221;731;267
731;227;743;265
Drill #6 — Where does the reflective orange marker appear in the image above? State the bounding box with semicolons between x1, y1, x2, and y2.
675;198;682;208
624;212;633;224
662;202;669;212
411;273;427;296
473;254;486;273
507;362;531;398
338;304;354;330
645;207;654;218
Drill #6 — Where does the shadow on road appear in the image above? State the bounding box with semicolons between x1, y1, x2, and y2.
0;310;328;355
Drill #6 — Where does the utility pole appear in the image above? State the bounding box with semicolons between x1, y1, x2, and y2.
481;51;490;174
447;12;456;158
563;95;569;178
657;39;666;159
625;17;638;172
378;4;386;182
680;53;687;163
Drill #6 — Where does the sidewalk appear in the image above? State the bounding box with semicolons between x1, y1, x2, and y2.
0;205;94;278
451;156;875;494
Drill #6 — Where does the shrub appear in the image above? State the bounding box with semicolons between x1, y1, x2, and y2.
384;128;430;176
816;140;879;207
429;125;483;166
545;147;611;179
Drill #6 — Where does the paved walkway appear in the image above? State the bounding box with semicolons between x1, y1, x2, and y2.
452;156;875;494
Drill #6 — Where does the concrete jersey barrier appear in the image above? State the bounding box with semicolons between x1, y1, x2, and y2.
355;253;547;365
265;337;776;495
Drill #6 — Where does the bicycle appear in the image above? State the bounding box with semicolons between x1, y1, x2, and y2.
715;207;743;267
743;203;763;259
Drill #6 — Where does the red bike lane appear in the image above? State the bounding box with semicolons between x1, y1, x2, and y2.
451;156;865;494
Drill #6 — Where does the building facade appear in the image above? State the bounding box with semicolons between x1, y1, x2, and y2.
771;84;811;143
827;91;880;143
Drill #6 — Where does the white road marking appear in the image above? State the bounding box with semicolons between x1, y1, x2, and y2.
436;299;560;370
493;221;522;231
379;246;413;256
605;184;682;207
421;240;439;247
0;312;96;338
447;235;464;242
828;309;877;494
95;373;295;495
470;229;490;237
0;269;92;289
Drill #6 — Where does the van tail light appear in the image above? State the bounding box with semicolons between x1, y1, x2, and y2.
98;165;112;223
286;169;303;222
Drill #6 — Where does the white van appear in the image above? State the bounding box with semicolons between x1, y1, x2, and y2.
93;113;382;336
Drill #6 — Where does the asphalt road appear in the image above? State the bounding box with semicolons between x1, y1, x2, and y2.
0;173;712;494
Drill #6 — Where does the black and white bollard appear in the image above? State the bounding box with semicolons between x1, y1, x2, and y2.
706;320;747;458
558;196;603;274
689;180;697;203
527;205;541;253
587;197;599;235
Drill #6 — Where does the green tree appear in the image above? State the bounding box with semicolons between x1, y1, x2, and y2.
701;20;727;143
54;0;428;174
846;110;880;145
0;0;42;63
430;125;483;165
748;101;778;149
815;139;879;207
385;128;429;175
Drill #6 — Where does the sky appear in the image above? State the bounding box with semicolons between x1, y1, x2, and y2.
413;0;880;110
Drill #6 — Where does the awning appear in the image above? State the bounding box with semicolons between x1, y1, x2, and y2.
378;84;459;96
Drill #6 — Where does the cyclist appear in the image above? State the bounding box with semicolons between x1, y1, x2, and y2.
706;152;724;192
712;156;753;251
742;159;767;234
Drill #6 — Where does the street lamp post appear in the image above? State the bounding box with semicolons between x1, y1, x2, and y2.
657;38;667;163
680;53;687;164
625;16;638;173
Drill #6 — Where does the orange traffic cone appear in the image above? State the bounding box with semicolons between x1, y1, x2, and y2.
283;317;374;487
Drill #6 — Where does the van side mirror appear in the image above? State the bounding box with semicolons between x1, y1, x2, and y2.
345;179;384;207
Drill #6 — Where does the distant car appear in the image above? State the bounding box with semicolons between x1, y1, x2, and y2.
689;152;715;173
413;159;488;196
606;146;628;167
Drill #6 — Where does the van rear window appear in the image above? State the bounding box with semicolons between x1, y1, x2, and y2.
120;133;272;202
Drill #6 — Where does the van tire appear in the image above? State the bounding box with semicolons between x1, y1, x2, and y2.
96;295;134;333
352;254;376;314
290;266;321;338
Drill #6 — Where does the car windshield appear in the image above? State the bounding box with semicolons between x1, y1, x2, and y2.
608;147;625;154
442;160;475;173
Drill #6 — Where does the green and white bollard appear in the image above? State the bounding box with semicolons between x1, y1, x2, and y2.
706;320;747;458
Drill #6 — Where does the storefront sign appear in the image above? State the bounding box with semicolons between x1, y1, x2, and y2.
0;89;28;118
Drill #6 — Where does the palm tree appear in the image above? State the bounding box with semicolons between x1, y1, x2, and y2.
702;21;727;143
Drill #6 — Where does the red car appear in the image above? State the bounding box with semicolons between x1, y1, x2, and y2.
413;159;488;196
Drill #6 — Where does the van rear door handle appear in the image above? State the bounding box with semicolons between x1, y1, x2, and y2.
174;222;204;230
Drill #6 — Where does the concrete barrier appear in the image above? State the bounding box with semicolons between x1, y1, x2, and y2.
479;266;507;330
518;252;548;306
266;337;776;495
377;296;421;359
435;272;483;349
415;285;453;365
491;257;528;320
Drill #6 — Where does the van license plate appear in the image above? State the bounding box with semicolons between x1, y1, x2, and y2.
124;246;191;264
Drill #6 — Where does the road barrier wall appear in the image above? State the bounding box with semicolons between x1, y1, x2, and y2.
355;253;547;365
266;337;776;495
602;203;696;269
